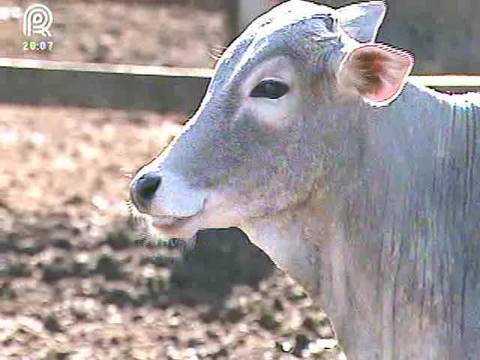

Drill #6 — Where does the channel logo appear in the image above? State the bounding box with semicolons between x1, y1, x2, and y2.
23;3;53;37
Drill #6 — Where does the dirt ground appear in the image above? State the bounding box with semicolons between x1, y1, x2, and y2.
0;105;343;359
0;1;226;68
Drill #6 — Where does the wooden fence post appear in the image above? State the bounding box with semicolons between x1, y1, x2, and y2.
226;0;283;39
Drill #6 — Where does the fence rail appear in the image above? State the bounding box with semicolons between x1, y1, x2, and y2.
409;75;480;88
0;58;479;114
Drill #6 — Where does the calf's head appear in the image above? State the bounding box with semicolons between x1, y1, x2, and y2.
130;0;413;239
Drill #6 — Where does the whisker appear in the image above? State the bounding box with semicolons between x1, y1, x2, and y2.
120;168;135;179
125;199;197;254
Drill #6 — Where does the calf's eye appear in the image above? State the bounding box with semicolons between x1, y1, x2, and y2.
250;79;289;99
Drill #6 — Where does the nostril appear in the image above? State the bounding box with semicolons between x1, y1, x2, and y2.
136;172;162;203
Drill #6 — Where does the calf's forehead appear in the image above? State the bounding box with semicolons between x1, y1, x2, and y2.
213;1;338;85
243;0;335;39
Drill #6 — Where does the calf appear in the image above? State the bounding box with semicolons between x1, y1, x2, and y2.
130;1;480;358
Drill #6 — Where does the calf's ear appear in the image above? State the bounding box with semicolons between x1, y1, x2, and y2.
337;44;414;106
336;1;386;43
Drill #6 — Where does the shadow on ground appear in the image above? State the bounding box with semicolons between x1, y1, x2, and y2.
170;228;275;304
0;209;274;312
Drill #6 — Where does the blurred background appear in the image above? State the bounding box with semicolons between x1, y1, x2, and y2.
0;1;478;359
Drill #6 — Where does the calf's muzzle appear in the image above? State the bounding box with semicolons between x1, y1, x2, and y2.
130;171;162;213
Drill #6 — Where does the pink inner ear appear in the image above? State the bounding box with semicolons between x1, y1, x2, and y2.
355;44;414;104
369;78;402;103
